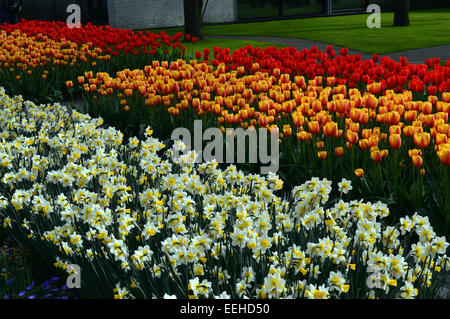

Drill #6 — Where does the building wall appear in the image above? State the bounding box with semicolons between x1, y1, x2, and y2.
107;0;236;30
21;0;72;21
203;0;236;25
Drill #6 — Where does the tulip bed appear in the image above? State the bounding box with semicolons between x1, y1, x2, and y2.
0;20;449;299
0;20;189;103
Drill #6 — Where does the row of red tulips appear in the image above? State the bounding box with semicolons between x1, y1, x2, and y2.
196;45;450;96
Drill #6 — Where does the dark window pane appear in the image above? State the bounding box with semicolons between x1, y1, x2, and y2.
410;0;450;10
331;0;366;11
283;0;324;17
367;0;394;11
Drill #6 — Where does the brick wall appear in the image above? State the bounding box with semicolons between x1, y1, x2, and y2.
107;0;236;30
203;0;236;25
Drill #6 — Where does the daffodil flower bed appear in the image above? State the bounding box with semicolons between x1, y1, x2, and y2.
0;87;448;299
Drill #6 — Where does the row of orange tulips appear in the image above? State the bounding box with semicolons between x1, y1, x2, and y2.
73;59;450;167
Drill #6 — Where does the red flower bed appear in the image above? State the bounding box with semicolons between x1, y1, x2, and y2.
200;44;450;96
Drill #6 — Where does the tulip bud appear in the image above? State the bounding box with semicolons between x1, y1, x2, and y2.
283;124;293;137
437;148;450;165
317;151;327;160
335;147;344;157
412;155;423;167
354;168;364;178
370;149;382;162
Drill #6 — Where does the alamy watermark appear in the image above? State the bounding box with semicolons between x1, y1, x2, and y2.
66;264;81;289
366;4;381;29
366;264;384;289
171;120;280;174
66;4;81;28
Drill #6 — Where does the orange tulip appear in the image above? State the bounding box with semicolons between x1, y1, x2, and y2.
368;135;379;148
389;125;401;135
402;125;414;137
422;102;433;115
441;92;450;103
437;147;450;165
389;134;402;150
258;115;268;126
297;131;312;141
308;121;320;135
326;77;335;87
387;111;401;125
346;130;359;144
323;122;338;137
335;147;344;157
335;99;350;114
359;109;370;125
282;100;294;113
349;122;360;133
370;149;382;162
363;94;378;109
358;139;369;150
212;104;221;115
292;113;305;127
355;168;364;178
283;124;293;137
411;155;423;168
404;110;417;122
436;133;448;146
124;88;133;97
413;132;431;149
318;151;327;160
77;76;85;85
408;149;422;158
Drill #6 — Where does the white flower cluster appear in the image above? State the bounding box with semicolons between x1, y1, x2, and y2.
0;87;448;299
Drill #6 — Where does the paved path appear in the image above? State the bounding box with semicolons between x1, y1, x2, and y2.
206;34;450;65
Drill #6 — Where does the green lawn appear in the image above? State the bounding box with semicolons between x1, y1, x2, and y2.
181;37;283;56
203;8;450;54
141;8;450;55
